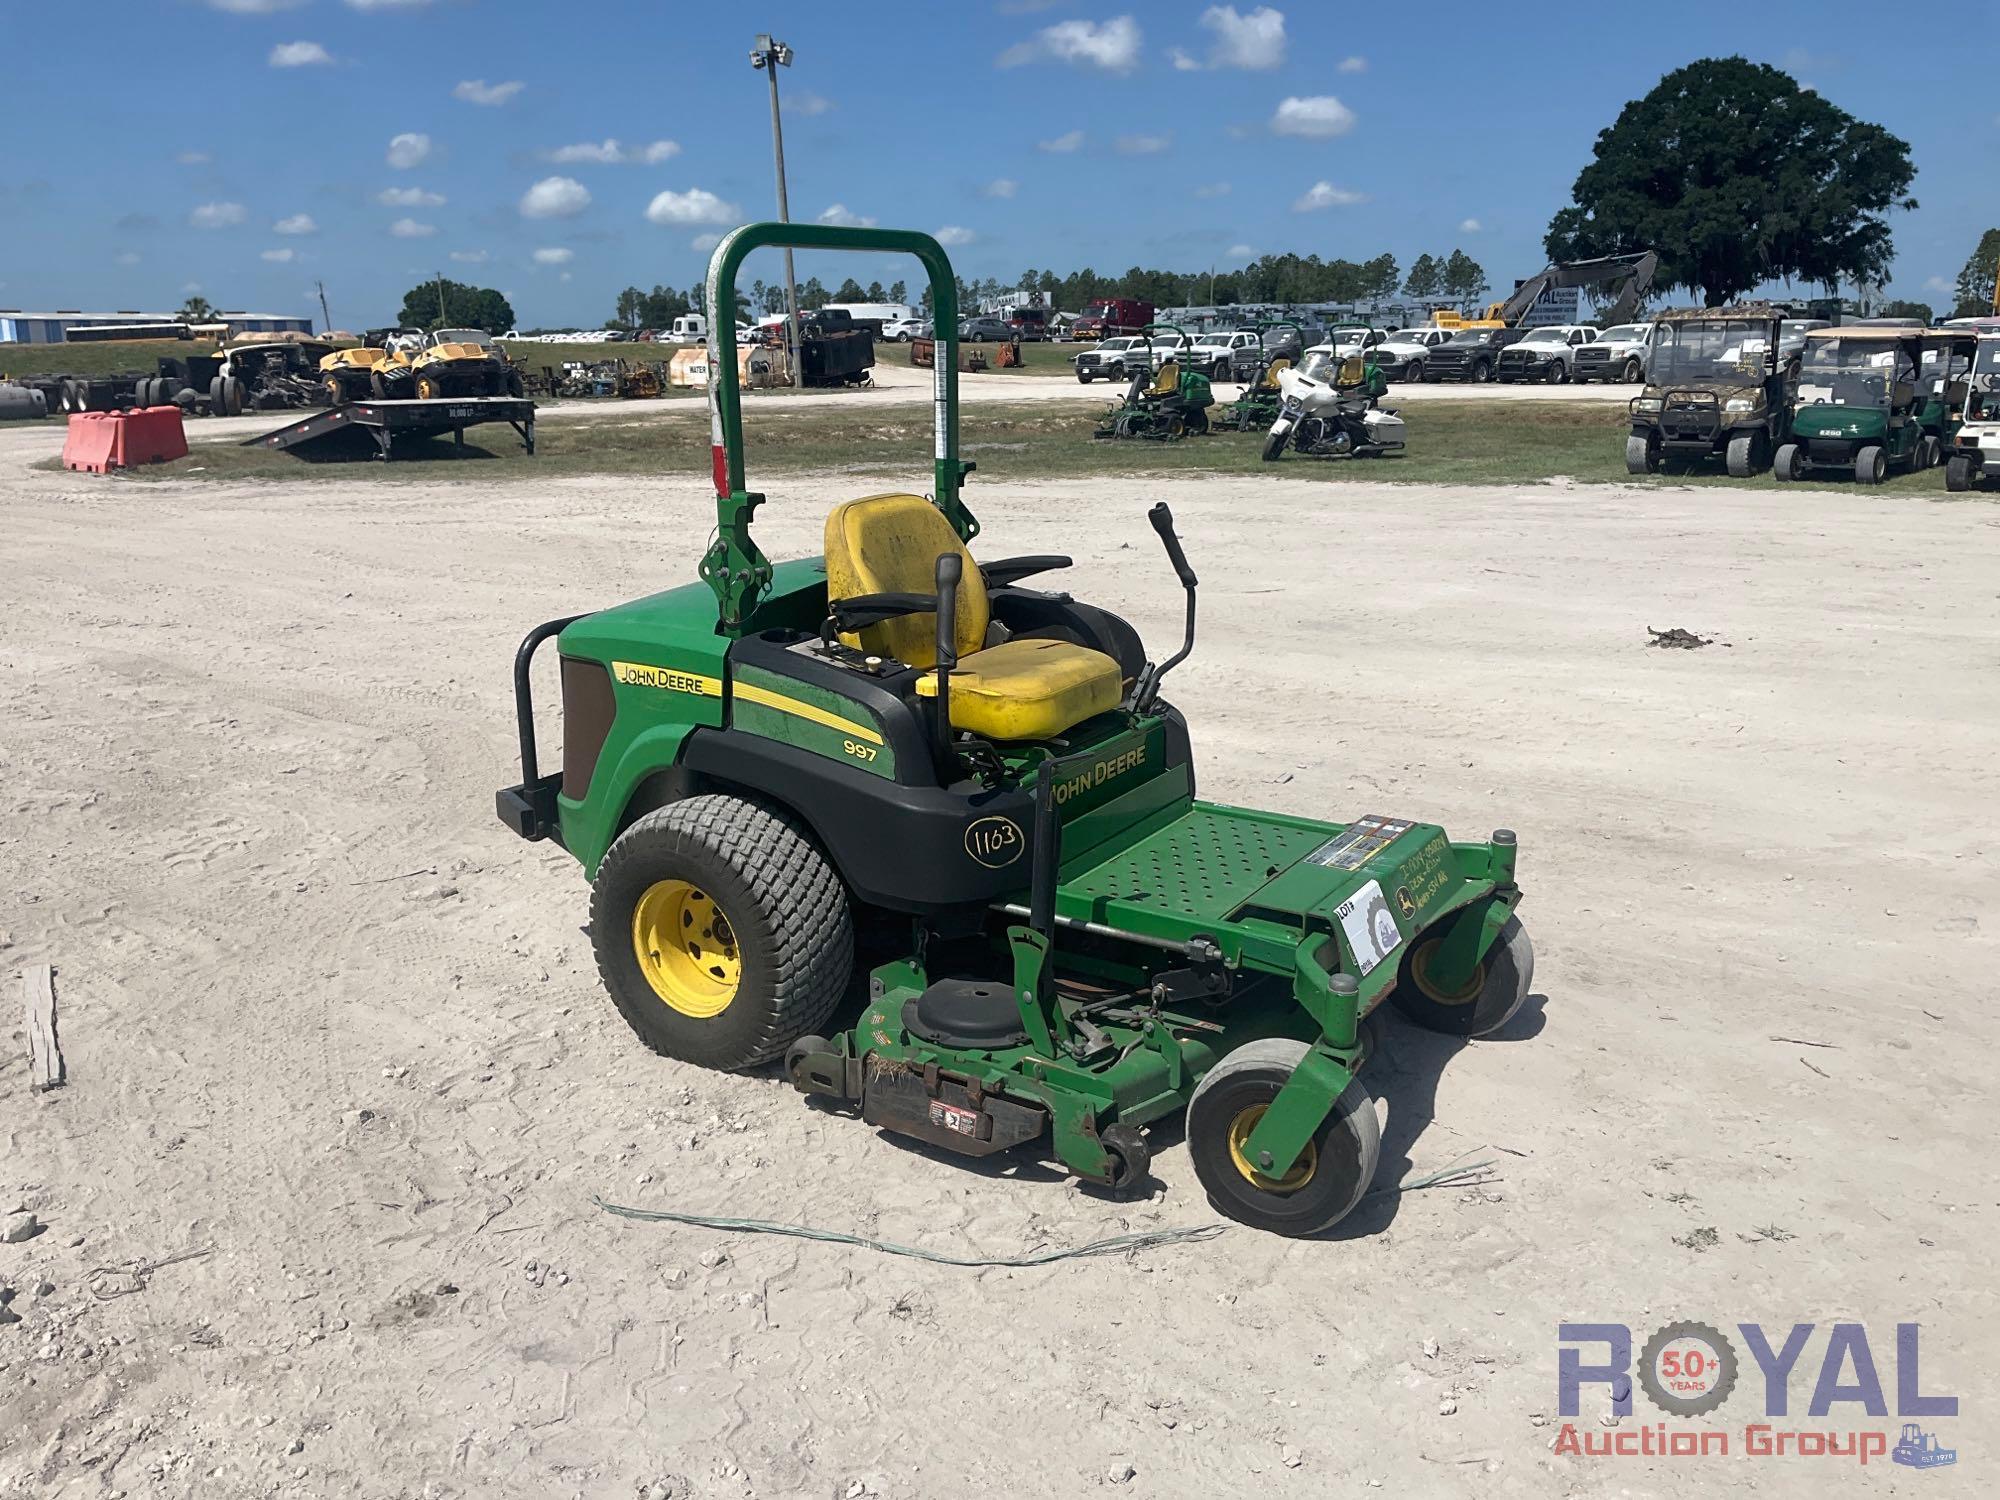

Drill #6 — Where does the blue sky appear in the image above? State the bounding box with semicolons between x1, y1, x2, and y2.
1;1;1988;327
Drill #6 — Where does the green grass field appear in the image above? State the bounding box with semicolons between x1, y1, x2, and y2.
76;397;1977;498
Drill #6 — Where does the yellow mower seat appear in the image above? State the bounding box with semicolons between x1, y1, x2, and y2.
1259;356;1291;390
1148;360;1180;398
824;493;1122;742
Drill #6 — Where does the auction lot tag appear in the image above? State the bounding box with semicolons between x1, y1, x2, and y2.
1335;879;1403;977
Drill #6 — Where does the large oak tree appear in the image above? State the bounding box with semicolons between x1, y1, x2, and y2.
1545;58;1916;306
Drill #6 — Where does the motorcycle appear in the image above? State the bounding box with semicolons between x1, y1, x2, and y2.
1260;349;1407;461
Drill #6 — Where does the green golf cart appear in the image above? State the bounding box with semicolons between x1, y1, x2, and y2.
1775;326;1978;485
496;223;1531;1236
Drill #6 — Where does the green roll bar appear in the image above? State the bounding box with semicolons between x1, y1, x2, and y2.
701;222;975;631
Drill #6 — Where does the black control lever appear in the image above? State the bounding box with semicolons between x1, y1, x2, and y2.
1134;503;1197;713
932;552;961;774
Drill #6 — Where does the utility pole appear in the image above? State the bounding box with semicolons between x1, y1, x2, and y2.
750;33;801;384
435;271;449;328
315;280;332;335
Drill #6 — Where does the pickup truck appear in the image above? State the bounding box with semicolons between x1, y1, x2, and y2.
1423;326;1526;383
1182;329;1264;381
1495;325;1597;384
1571;323;1656;383
1072;335;1149;383
1369;327;1456;383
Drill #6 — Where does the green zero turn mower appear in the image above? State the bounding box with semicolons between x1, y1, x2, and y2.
1217;321;1302;432
1093;324;1215;441
498;224;1531;1236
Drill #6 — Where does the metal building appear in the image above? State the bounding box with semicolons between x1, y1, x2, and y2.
0;309;313;343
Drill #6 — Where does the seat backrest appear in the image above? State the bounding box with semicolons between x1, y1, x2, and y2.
824;493;987;668
1259;355;1291;390
1149;359;1179;397
1336;355;1366;387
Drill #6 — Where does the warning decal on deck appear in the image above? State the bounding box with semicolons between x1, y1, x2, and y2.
1304;814;1415;871
1335;879;1403;977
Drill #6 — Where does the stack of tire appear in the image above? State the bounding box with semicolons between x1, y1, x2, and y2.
56;374;249;417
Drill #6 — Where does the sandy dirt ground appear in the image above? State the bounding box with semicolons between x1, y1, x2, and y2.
2;441;1994;1499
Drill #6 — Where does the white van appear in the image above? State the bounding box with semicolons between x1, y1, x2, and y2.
821;303;919;335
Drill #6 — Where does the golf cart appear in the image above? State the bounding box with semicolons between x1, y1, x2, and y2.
1626;305;1795;477
1217;321;1301;432
1776;326;1976;485
1945;333;2000;492
1093;323;1215;440
496;224;1532;1237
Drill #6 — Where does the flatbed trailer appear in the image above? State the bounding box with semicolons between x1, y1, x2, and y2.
244;395;537;461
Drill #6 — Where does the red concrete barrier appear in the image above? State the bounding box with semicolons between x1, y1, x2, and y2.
61;406;189;473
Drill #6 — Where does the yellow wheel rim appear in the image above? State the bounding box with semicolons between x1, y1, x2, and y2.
1226;1103;1317;1193
631;879;741;1018
1410;939;1484;1007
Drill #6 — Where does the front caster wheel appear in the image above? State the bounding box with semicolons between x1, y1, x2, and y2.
592;795;853;1070
1101;1123;1151;1196
1391;914;1533;1037
1187;1039;1380;1237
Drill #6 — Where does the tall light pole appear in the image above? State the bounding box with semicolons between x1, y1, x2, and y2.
750;34;801;384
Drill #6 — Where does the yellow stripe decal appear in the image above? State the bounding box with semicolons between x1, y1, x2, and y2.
733;682;883;745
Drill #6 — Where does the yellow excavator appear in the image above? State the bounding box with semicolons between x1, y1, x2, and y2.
1431;252;1658;330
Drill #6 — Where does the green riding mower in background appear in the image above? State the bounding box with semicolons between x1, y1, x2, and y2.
1217;320;1302;432
1094;324;1215;441
497;224;1533;1237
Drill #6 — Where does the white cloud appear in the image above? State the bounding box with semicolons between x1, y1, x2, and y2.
1923;274;1954;294
389;217;437;238
386;132;432;169
1292;180;1366;211
520;176;592;219
1116;133;1171;154
817;203;878;228
935;225;976;247
1038;129;1085;153
190;201;247;229
261;248;298;263
273;213;318;235
1182;5;1285;70
269;41;332;67
182;281;203;294
344;0;433;8
449;249;489;263
453;79;523;106
1272;95;1356;138
560;271;572;283
790;91;833;116
1336;55;1367;73
1169;48;1200;71
541;139;679;165
1193;181;1231;199
999;16;1141;72
1458;217;1482;233
691;232;724;253
532;247;574;265
644;187;738;225
981;178;1019;199
115;251;142;266
379;186;445;207
1225;243;1255;258
175;151;212;166
203;0;303;12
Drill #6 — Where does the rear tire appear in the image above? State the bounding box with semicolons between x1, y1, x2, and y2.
1391;914;1533;1038
1625;433;1659;476
591;795;853;1072
1917;436;1941;471
322;377;345;408
1854;445;1886;485
1773;442;1802;483
1945;454;1973;492
1187;1039;1380;1237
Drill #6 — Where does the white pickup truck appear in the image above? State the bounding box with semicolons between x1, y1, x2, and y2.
1178;329;1264;380
1368;327;1456;383
1571;322;1657;383
1494;325;1598;384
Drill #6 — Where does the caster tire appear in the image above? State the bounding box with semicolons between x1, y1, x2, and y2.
1188;1038;1380;1237
1391;915;1533;1038
1101;1123;1151;1196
